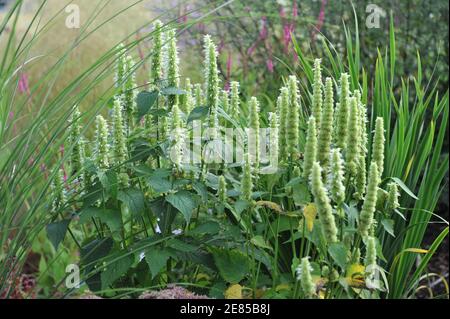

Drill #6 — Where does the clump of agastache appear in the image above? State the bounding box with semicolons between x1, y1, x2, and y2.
328;149;346;206
303;116;317;180
346;97;361;180
166;29;180;109
51;168;66;212
248;96;260;168
203;35;220;130
387;182;400;210
358;162;380;237
372;117;385;180
94;115;110;170
312;59;323;130
287;75;300;158
296;257;316;298
277;87;289;161
218;175;227;203
150;20;164;89
229;81;240;121
310;162;338;243
241;152;253;201
317;77;334;171
334;73;350;151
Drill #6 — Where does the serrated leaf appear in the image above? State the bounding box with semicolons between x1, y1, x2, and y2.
117;188;145;217
145;248;171;279
381;218;395;237
328;242;349;270
187;106;209;123
101;254;133;289
46;219;71;250
293;183;311;205
250;235;273;251
79;207;122;234
166;190;198;223
136;90;158;120
211;248;250;283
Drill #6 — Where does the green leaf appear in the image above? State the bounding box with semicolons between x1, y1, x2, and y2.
328;242;349;270
293;183;311;205
381;218;395;237
187;106;209;123
234;200;250;215
161;87;187;95
136;90;158;120
101;254;133;289
79;207;122;234
285;177;302;188
97;170;118;199
81;237;114;265
391;177;418;200
189;221;221;236
147;169;172;193
117;188;145;217
167;238;198;252
250;235;273;251
166;190;198;223
46;219;71;250
211;248;250;283
145;248;171;279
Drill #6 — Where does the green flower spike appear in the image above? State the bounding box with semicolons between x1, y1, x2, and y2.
387;182;400;210
372;117;385;180
241;152;253;201
287;75;300;158
278;87;289;161
218;175;227;203
297;257;316;298
310;161;338;243
166;29;180;109
150;20;164;89
248;96;260;168
328;149;346;206
230;81;240;121
94;115;110;170
312;58;323;130
317;77;334;170
358;162;380;237
346;96;361;179
334;73;350;151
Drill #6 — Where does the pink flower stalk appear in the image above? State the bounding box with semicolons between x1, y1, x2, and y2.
18;73;30;95
279;7;286;19
293;0;298;18
312;0;327;41
266;58;274;73
247;42;257;57
283;24;294;53
259;17;268;40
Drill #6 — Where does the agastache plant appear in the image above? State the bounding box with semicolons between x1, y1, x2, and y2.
248;96;260;168
372;117;385;180
334;73;350;151
112;98;129;186
310;161;338;243
312;59;323;130
203;35;220;130
166;29;180;109
317;77;334;171
50;168;66;213
68;106;84;175
328;148;346;206
241;152;253;201
287;75;300;158
94;115;110;170
346;97;361;180
150;20;164;89
277;87;289;161
229;81;240;121
297;257;316;298
358;162;380;237
123;55;137;134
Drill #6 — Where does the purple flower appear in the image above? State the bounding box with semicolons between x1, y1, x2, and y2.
18;73;30;94
259;17;268;40
312;0;328;41
266;58;274;73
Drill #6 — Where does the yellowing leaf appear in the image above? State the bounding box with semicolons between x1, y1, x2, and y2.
303;203;317;232
224;284;243;299
345;263;366;288
255;201;283;213
404;248;429;254
275;284;291;292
